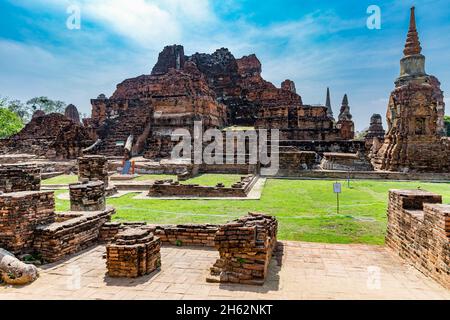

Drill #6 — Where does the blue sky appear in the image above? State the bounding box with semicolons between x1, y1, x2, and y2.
0;0;449;130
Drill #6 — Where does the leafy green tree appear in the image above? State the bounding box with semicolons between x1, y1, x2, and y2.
7;99;29;122
0;107;24;138
26;96;66;115
445;115;450;137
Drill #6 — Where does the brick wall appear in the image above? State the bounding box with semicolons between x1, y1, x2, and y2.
69;180;106;211
33;207;115;263
78;156;109;187
207;213;278;285
106;228;161;278
148;175;258;198
0;191;55;254
0;164;41;193
386;190;450;289
100;222;218;247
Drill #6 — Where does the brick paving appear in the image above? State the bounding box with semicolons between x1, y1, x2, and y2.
1;242;448;300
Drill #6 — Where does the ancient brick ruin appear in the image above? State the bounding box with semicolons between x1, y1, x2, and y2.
207;213;278;285
0;164;41;193
320;152;373;171
0;166;115;263
373;7;449;172
78;155;109;187
0;112;92;160
106;227;161;278
69;180;106;211
386;189;449;289
147;175;258;198
80;44;356;160
100;222;218;247
0;191;55;254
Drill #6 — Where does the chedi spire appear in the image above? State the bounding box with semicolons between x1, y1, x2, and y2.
397;6;427;83
403;6;422;56
338;94;352;121
325;87;334;119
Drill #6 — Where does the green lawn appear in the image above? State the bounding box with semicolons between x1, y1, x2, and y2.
54;178;450;245
42;174;79;185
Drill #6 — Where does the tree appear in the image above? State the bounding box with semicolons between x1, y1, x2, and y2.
0;107;24;138
7;99;29;122
26;96;66;115
445;115;450;137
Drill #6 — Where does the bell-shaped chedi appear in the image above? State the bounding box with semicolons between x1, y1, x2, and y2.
373;7;449;172
336;94;355;140
366;114;385;140
65;104;81;124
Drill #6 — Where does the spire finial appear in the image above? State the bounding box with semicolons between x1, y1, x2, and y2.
325;87;334;118
342;94;348;106
403;6;422;56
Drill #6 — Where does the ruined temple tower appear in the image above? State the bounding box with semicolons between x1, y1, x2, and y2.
336;94;354;140
325;87;334;119
373;7;449;172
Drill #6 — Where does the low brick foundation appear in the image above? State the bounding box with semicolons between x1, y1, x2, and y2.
207;213;278;285
33;208;115;263
106;228;161;278
386;190;450;289
0;191;55;254
148;175;258;198
0;164;41;193
69;180;106;211
100;222;218;247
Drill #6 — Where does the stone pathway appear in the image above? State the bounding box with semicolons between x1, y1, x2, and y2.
1;242;448;300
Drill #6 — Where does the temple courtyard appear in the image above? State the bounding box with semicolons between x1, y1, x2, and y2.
47;175;450;245
1;242;449;300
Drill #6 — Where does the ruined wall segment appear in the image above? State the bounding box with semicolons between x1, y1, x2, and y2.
0;164;41;193
207;213;278;285
386;189;449;289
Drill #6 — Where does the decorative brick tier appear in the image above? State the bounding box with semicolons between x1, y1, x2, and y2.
106;228;161;278
33;207;115;263
320;152;373;171
69;180;106;211
276;150;317;175
100;222;218;247
148;175;258;198
207;213;278;285
0;164;41;193
386;190;450;289
0;191;55;254
78;156;109;187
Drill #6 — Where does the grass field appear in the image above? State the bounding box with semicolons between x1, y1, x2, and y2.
53;176;450;245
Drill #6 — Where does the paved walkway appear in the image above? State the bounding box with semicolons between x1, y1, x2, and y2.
1;242;448;300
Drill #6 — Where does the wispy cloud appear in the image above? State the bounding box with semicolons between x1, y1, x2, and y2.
2;0;449;129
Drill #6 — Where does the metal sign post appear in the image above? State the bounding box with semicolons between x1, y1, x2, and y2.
333;182;342;214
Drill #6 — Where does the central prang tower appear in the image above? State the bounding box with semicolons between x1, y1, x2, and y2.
373;7;449;172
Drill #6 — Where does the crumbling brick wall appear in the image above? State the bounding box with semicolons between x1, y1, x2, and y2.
69;180;106;211
106;228;161;278
386;190;450;289
100;222;218;247
148;175;258;198
207;213;278;285
0;164;41;193
33;208;115;263
78;156;109;187
0;191;55;254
